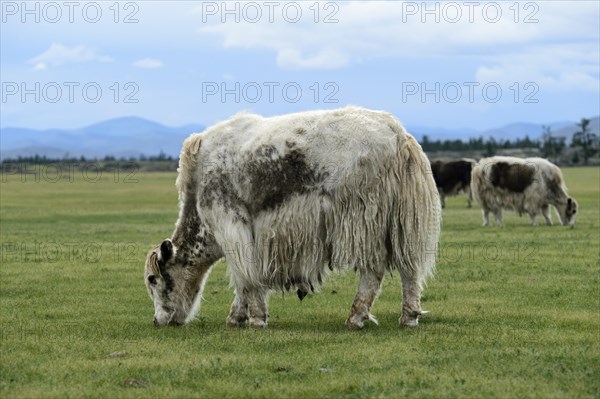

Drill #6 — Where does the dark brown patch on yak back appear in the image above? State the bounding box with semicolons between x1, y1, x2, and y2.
256;144;277;158
247;148;323;212
199;144;323;218
294;127;306;135
490;162;534;192
199;165;249;224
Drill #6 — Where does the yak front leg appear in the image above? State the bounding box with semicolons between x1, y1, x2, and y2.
226;289;248;328
219;215;257;328
529;212;539;226
229;266;268;329
227;287;269;328
346;268;383;330
542;205;553;226
247;288;270;329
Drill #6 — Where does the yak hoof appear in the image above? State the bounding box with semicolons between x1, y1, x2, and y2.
249;318;267;329
345;318;364;330
346;313;378;330
226;321;244;328
400;310;428;327
400;316;419;327
226;317;247;328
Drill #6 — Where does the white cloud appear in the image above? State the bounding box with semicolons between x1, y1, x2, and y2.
198;0;599;78
132;58;164;69
28;43;113;69
475;44;600;92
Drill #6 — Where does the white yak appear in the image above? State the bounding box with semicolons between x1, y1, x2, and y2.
471;156;577;227
144;107;441;329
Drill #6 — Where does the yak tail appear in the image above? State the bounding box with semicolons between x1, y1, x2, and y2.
392;133;441;287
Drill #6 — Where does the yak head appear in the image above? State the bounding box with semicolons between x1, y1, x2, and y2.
555;197;578;226
144;239;207;326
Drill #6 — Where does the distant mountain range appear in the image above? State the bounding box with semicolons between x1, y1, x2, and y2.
1;117;204;160
1;115;598;160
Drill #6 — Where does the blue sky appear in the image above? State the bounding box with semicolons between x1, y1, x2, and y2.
1;0;599;131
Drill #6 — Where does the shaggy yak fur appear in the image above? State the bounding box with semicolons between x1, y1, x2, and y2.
144;106;441;329
471;156;577;227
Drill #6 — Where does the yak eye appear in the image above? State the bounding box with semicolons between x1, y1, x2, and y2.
148;275;157;285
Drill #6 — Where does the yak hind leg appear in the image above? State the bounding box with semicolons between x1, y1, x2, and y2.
346;267;383;330
399;268;428;327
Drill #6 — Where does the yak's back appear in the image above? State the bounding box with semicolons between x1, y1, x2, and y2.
193;107;413;204
474;156;564;192
199;106;407;164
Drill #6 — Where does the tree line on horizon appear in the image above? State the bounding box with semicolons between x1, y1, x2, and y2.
2;119;598;167
421;118;598;165
1;150;175;164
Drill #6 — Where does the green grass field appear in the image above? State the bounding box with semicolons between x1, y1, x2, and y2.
1;166;598;398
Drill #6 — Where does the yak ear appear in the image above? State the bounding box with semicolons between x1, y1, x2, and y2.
148;252;161;276
160;239;174;262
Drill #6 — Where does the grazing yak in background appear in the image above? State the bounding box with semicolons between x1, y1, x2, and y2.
471;156;577;227
430;158;476;208
144;106;441;329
